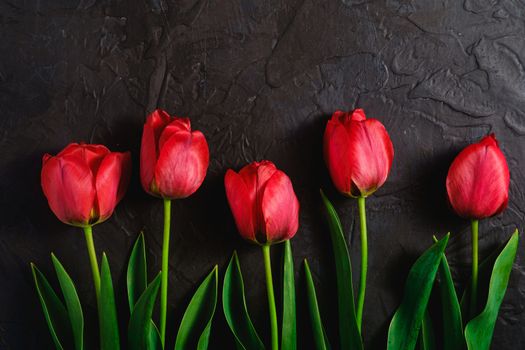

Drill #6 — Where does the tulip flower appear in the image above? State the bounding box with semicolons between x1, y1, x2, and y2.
41;143;131;300
225;160;300;350
140;109;209;345
140;109;209;199
323;108;394;330
224;160;300;245
446;134;510;318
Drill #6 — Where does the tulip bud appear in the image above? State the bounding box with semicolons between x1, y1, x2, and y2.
324;108;394;197
446;134;510;220
140;109;209;199
224;161;300;245
41;143;131;227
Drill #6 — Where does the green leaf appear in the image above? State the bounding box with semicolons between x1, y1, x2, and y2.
99;254;120;350
320;190;362;350
51;254;84;350
437;252;464;350
419;310;435;350
460;236;507;320
147;320;162;350
387;234;449;350
281;240;296;350
175;266;219;350
222;251;265;350
304;259;331;350
128;273;162;350
464;230;519;350
127;232;148;312
31;263;71;350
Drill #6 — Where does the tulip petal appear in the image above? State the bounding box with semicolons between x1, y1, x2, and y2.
59;143;110;174
351;109;366;121
225;170;256;242
237;161;277;235
238;161;277;197
154;130;209;199
95;152;131;221
140;110;173;194
261;170;300;243
140;120;158;194
41;155;95;225
324;119;353;195
148;109;173;142
158;118;191;151
347;119;394;196
446;135;509;219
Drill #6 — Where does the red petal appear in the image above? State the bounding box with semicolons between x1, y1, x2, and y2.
346;118;393;196
147;109;173;143
154;130;209;198
238;161;277;234
261;170;300;243
43;153;52;164
41;155;95;225
95;152;131;221
58;143;109;174
324;118;353;195
351;108;367;121
141;119;159;194
225;169;256;242
238;160;277;196
141;110;175;194
158;118;191;151
446;135;509;219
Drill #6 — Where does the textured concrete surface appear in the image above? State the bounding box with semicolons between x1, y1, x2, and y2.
1;0;525;348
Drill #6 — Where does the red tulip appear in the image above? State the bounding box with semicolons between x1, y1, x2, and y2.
446;134;509;220
140;109;209;199
224;161;300;245
41;143;131;227
324;108;394;197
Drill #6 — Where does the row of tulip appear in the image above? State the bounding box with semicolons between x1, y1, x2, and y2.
33;108;518;350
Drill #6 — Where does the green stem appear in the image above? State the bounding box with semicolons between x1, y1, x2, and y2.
356;196;368;332
470;219;479;319
83;226;101;303
160;198;171;347
262;245;278;350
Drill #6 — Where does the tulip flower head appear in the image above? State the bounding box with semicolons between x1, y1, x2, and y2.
41;143;131;227
446;134;509;220
224;161;300;245
140;109;209;199
324;108;394;197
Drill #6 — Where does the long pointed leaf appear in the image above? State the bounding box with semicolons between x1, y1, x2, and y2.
419;310;435;350
304;259;331;350
31;263;71;350
51;254;84;350
127;233;148;311
100;254;120;350
128;274;162;350
465;230;519;350
387;234;449;350
437;252;464;350
281;240;296;350
175;266;219;350
148;320;162;350
320;190;362;350
222;251;264;350
460;236;507;320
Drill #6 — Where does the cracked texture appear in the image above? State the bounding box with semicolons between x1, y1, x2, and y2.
1;0;525;348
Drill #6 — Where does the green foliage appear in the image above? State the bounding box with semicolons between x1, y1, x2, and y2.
175;266;218;350
387;234;449;350
222;251;265;350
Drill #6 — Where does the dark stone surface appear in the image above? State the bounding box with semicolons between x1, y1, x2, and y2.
1;0;524;348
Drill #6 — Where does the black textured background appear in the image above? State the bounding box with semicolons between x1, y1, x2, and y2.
1;0;525;349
